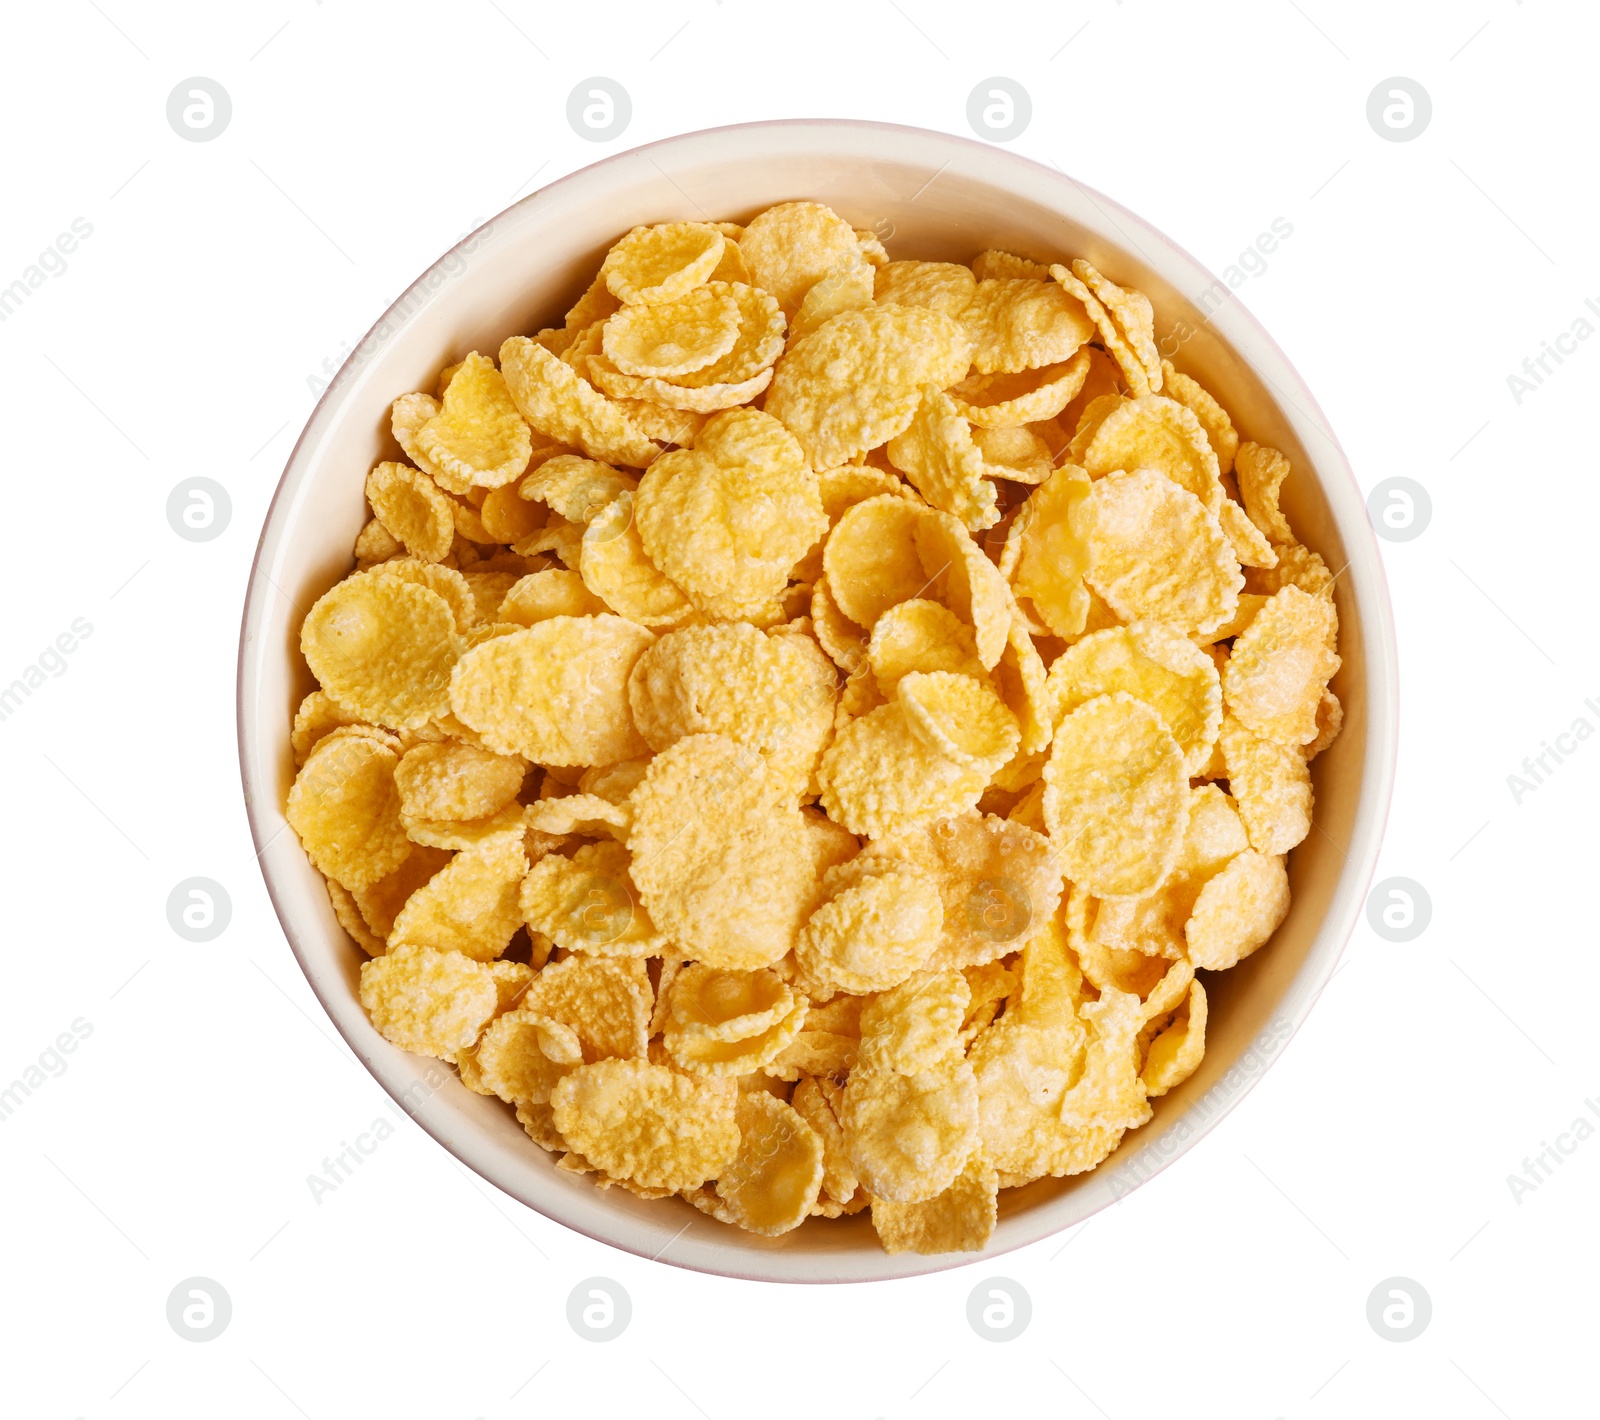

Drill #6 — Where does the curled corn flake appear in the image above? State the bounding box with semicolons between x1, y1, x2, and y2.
1070;259;1162;393
499;337;660;469
580;491;697;628
841;1058;980;1203
1223;586;1340;745
327;878;386;957
868;599;987;698
795;860;945;994
394;741;524;822
1248;542;1334;599
1050;263;1151;397
1142;978;1208;1096
358;944;498;1058
1218;498;1278;569
795;462;911;583
523;791;630;842
301;571;463;731
666;964;800;1044
791;1076;860;1208
519;454;637;526
389;828;527;961
496;568;607;625
1009;463;1093;639
476;1009;582;1105
565;267;621;330
1305;688;1342;760
1220;714;1313;854
1078;468;1242;636
912;507;1013;669
948;349;1091;427
817;701;987;840
997;607;1053;755
823;495;932;630
899;670;1020;773
401;802;523;851
874;259;978;316
609;397;707;446
740;201;862;314
1081;394;1224;514
517;955;651;1063
859;969;970;1075
291;688;361;766
366;461;455;563
1160;361;1238;475
787;254;876;348
1057;987;1152;1134
449;616;653;766
885;385;1001;531
635;408;825;621
601;222;726;305
520;839;665;959
1186;849;1290;969
872;1151;998;1254
766;306;973;469
1235;441;1295;543
1065;885;1175;998
961;277;1096;374
415;352;533;492
287;729;411;892
1044;692;1188;899
972;248;1052;282
601;284;741;377
354;516;402;567
972;423;1053;484
628;734;820;970
478;483;545;545
371;558;477;633
712;1093;825;1236
550;1059;738;1191
1046;624;1221;776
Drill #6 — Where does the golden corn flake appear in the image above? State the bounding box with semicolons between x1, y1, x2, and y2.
449;616;653;766
1057;987;1152;1134
358;944;498;1058
874;259;978;316
635;408;825;621
791;1076;860;1210
948;349;1091;427
1070;259;1162;393
823;494;932;630
663;966;807;1075
1223;586;1340;745
1218;498;1279;569
841;1057;980;1203
388;827;526;961
809;576;868;674
713;1092;825;1235
913;507;1013;669
1078;468;1242;636
1009;463;1093;639
859;969;970;1075
390;390;451;485
885;385;1001;531
1220;714;1313;854
971;248;1052;282
1235;441;1295;543
372;557;477;632
291;688;362;766
300;571;463;731
550;1058;739;1191
365;461;456;563
872;1151;997;1254
1160;361;1239;475
520;839;666;959
795;860;945;994
787;254;876;347
1044;692;1187;898
609;397;707;447
899;670;1019;773
1065;885;1173;998
971;423;1053;484
601;222;726;305
961;278;1096;374
414;351;533;492
1250;542;1334;599
766;306;973;468
287;731;411;892
400;801;523;851
519;453;637;526
739;201;861;314
868;599;986;697
499;336;661;469
1142;977;1207;1096
1081;395;1224;514
579;491;697;628
1045;624;1221;776
1305;687;1342;760
601;284;741;377
996;608;1053;756
496;569;605;625
354;515;402;567
393;741;524;822
1186;850;1290;969
327;877;386;957
476;1008;583;1105
523;791;631;841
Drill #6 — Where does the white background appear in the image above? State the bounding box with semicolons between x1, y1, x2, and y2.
1;1;1594;1416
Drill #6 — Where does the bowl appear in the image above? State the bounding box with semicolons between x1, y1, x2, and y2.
238;119;1397;1282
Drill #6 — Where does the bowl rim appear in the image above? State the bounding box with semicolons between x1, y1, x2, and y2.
238;116;1398;1282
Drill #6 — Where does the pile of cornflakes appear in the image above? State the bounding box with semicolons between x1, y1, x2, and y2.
285;202;1341;1255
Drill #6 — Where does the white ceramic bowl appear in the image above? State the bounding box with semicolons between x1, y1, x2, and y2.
238;120;1397;1282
